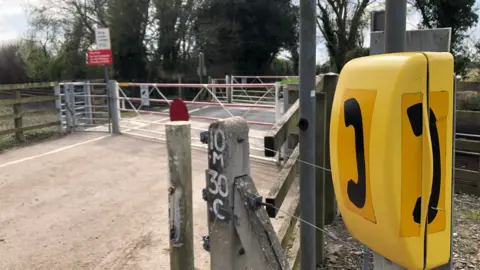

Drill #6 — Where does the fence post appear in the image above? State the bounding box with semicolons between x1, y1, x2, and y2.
12;88;24;142
108;80;121;134
203;116;289;269
54;84;63;132
315;76;326;265
166;121;194;270
178;76;184;100
84;81;93;125
282;84;289;157
321;73;339;225
211;78;217;101
226;75;232;103
64;84;74;133
204;116;249;269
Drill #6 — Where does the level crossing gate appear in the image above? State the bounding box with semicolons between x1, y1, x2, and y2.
59;82;112;133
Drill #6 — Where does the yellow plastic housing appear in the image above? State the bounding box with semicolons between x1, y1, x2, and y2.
329;52;454;269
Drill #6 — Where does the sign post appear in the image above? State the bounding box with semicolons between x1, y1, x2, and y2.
140;85;150;106
88;28;113;67
88;28;114;131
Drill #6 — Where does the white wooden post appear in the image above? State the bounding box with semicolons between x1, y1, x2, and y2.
204;116;289;270
166;121;195;270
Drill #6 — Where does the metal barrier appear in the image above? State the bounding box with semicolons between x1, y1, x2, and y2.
59;82;111;133
114;81;283;160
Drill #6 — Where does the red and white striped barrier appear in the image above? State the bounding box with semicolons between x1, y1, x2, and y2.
119;97;275;109
120;108;274;127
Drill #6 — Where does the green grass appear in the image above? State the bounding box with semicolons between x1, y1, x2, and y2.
280;77;300;86
0;106;63;152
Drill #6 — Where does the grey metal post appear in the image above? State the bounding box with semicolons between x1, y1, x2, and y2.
226;75;232;103
66;84;76;132
84;81;93;125
211;77;217;100
108;80;121;134
299;0;317;268
166;121;194;270
54;83;63;132
384;0;407;53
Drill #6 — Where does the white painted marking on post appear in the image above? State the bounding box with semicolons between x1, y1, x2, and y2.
208;127;229;221
310;90;315;97
213;199;225;220
212;151;224;167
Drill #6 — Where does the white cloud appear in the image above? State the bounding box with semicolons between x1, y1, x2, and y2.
0;0;32;44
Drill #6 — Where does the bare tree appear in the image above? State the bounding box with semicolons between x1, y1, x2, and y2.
316;0;371;72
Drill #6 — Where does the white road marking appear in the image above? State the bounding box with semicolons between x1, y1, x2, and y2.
0;135;110;168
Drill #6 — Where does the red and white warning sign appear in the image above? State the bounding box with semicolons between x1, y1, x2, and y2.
87;49;112;65
87;28;113;66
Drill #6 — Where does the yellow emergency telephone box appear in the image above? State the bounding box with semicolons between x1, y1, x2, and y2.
330;52;454;269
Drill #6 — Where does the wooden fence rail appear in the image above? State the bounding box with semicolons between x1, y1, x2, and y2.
0;82;62;143
260;74;339;268
455;139;480;196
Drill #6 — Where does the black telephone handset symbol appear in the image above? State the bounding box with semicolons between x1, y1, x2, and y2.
344;98;367;209
407;103;441;224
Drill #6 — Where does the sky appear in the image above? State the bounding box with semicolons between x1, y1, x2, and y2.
0;0;479;64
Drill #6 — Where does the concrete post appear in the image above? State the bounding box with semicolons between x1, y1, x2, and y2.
166;121;194;270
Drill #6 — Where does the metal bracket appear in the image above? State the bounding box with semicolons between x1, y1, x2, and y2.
202;235;210;252
202;188;208;201
200;131;209;144
246;194;263;211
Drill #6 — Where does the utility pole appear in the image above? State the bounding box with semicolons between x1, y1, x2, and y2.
298;0;317;268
